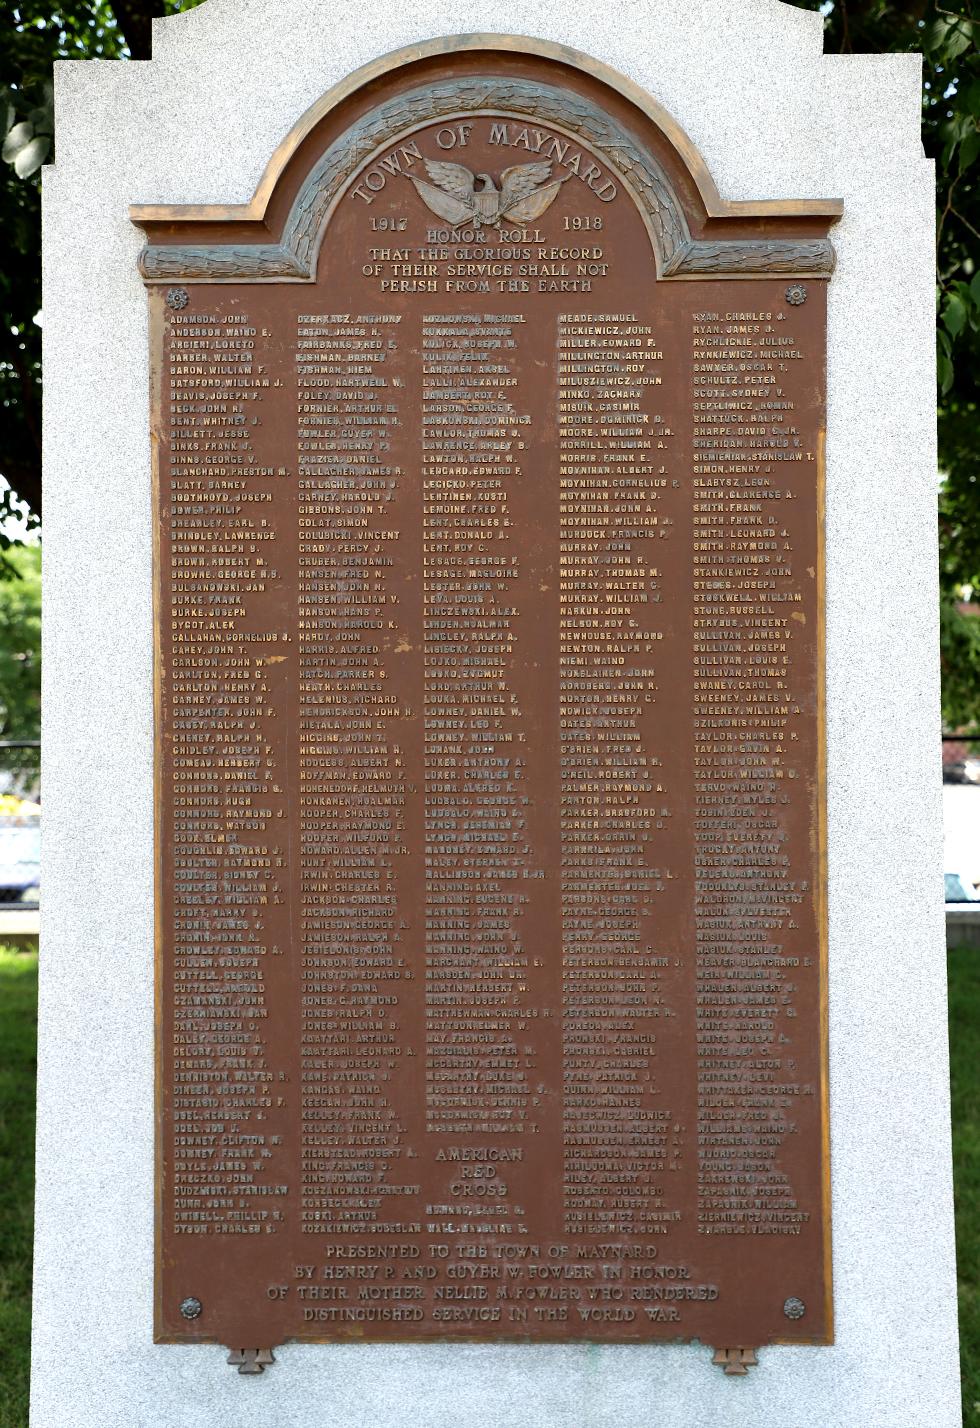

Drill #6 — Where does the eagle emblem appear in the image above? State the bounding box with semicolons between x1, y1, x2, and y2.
407;160;571;228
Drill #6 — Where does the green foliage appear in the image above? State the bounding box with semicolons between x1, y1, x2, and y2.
0;2;204;519
941;597;980;725
0;6;133;517
0;546;41;742
0;1;978;720
949;945;980;1424
0;945;37;1428
787;1;980;726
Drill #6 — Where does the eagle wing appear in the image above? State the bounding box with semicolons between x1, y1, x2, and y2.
502;175;571;224
422;160;477;202
408;160;477;225
499;162;554;208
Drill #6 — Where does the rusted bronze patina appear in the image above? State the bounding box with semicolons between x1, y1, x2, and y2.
136;37;838;1367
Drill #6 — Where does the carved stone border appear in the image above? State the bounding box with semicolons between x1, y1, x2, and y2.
138;76;836;282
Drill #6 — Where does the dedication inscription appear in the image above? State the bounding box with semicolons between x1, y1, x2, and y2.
137;38;838;1369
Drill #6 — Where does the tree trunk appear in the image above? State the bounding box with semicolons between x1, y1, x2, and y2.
111;1;167;62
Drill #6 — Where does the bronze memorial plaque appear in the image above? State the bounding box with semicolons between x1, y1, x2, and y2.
135;38;839;1371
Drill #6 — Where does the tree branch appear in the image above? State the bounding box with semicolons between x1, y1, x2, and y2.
838;0;851;54
937;173;960;276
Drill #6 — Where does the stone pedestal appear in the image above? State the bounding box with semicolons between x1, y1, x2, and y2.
35;3;957;1424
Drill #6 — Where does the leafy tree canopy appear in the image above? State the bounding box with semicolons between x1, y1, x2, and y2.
0;544;41;742
1;0;977;720
0;1;200;520
787;1;980;727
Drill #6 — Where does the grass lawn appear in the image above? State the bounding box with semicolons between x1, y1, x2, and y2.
0;945;36;1428
0;947;976;1423
951;945;980;1425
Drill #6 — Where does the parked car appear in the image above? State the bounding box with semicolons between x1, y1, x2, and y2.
945;871;979;903
0;814;40;904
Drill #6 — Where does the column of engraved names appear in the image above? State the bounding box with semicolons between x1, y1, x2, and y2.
421;313;534;1240
556;313;682;1239
295;314;418;1245
691;301;812;1237
163;303;290;1240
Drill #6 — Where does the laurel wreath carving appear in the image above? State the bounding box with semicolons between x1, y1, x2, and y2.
140;78;835;282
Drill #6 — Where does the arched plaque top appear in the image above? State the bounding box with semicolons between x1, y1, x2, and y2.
132;33;841;282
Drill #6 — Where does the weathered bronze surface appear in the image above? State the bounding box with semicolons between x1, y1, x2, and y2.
138;38;837;1360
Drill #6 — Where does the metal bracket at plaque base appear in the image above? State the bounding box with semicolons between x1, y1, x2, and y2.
226;1348;276;1376
712;1347;759;1376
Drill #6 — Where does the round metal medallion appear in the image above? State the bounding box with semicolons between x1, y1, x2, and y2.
785;283;808;306
783;1296;806;1320
179;1296;202;1320
166;287;189;311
